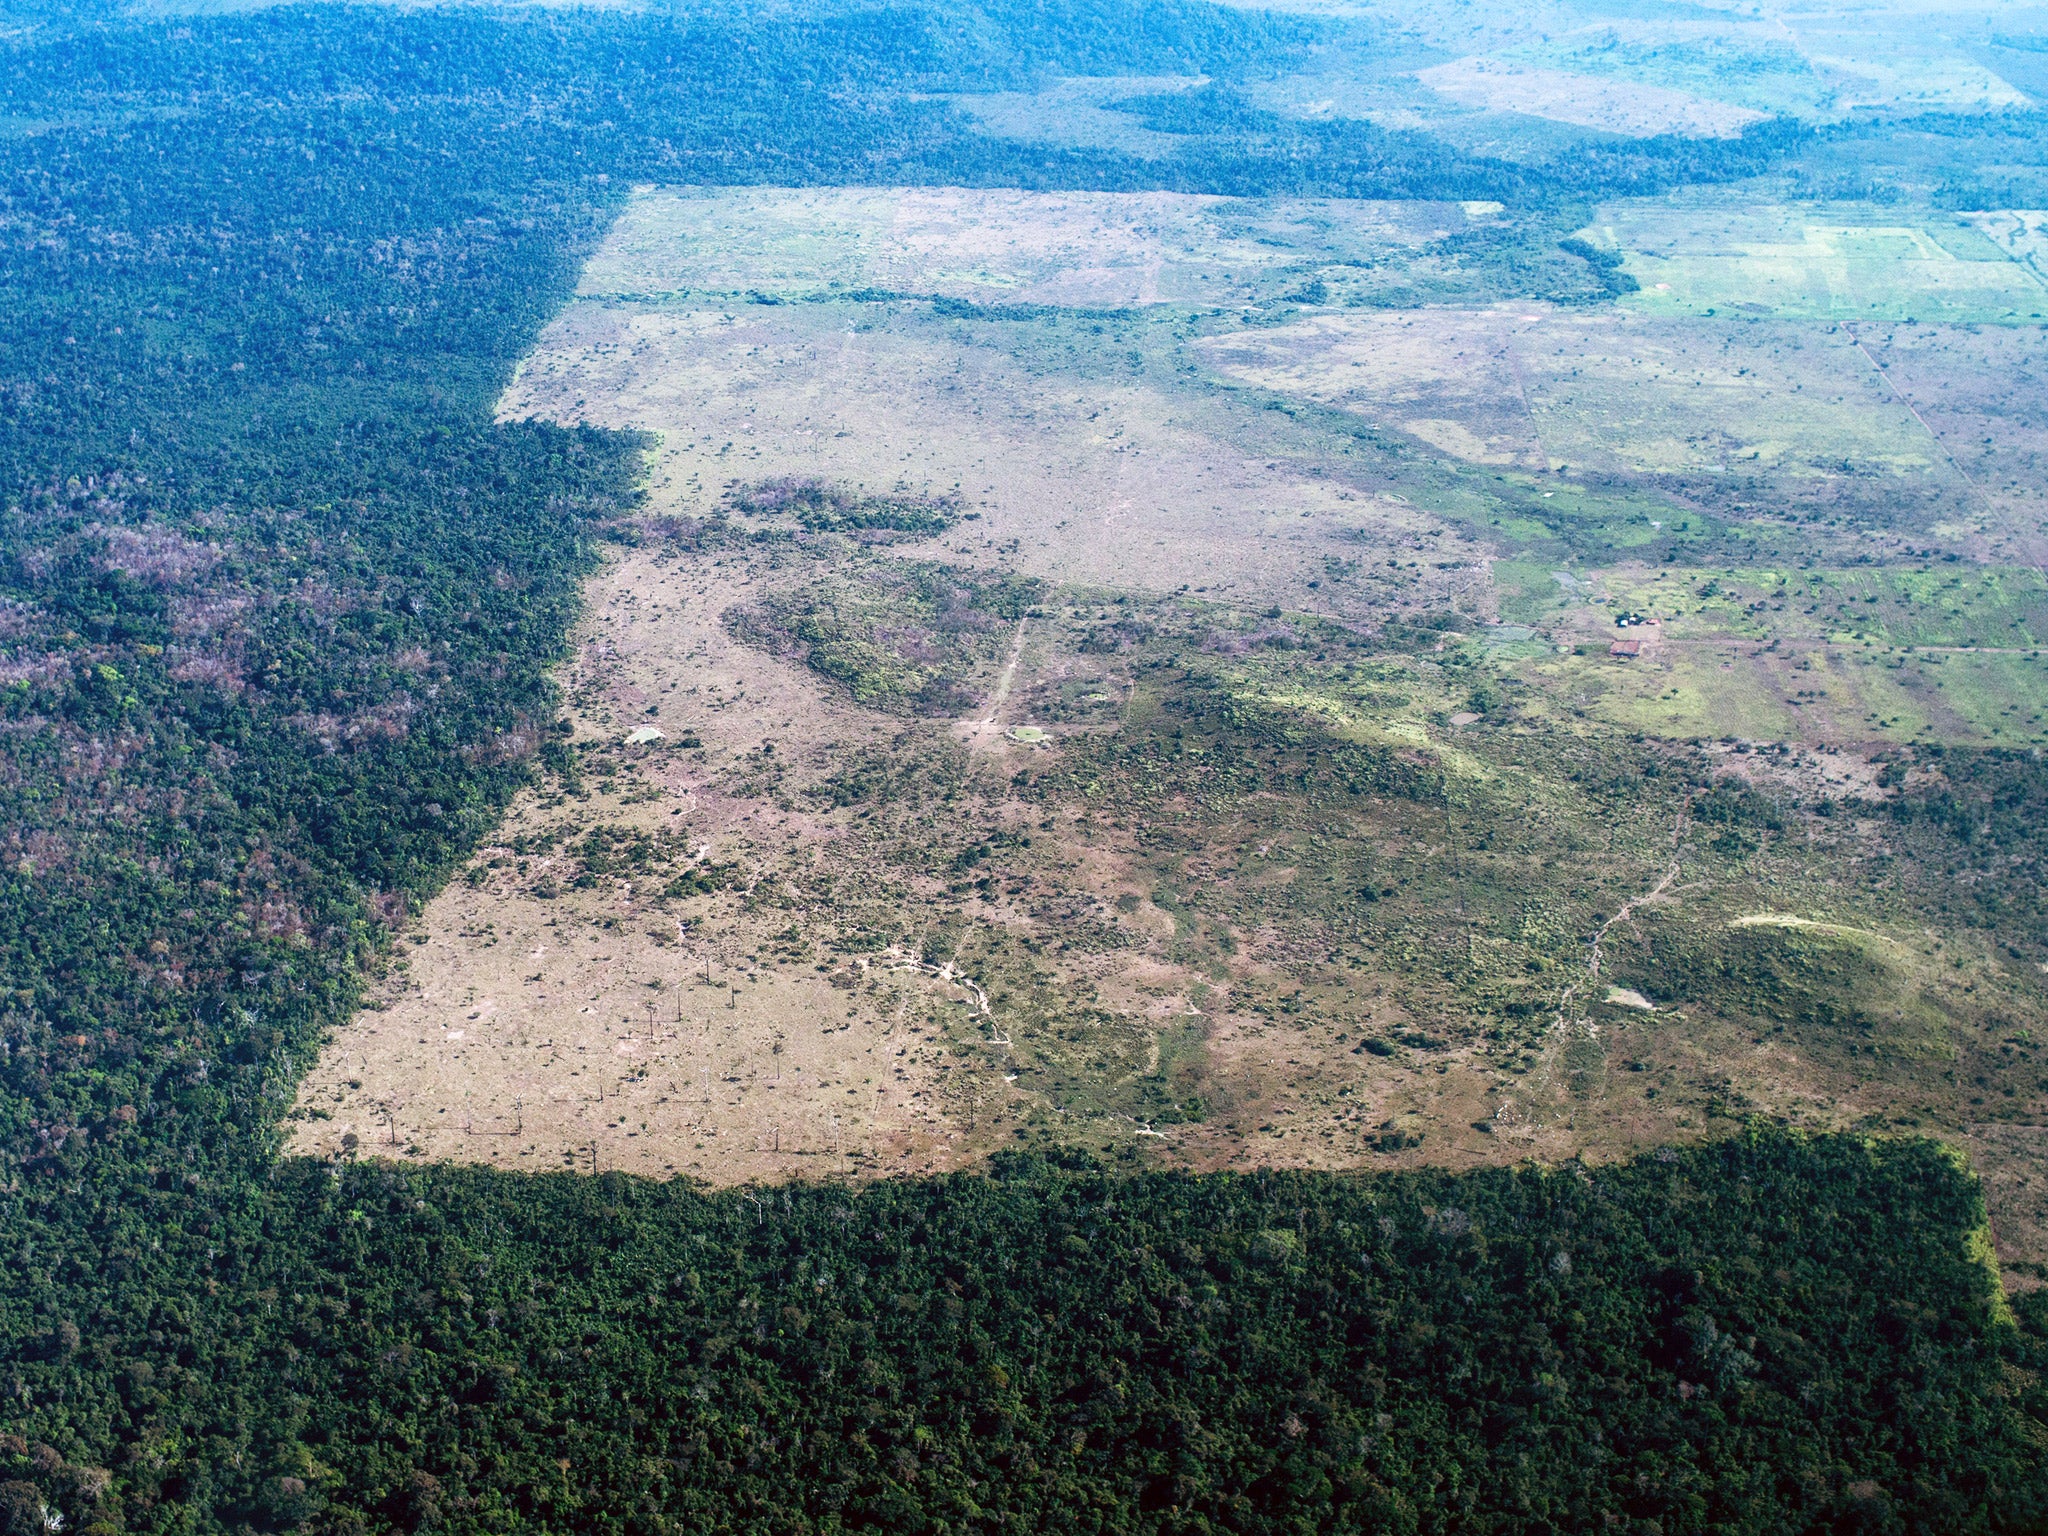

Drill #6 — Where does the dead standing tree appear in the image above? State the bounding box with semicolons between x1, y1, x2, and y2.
371;1095;407;1151
714;932;743;1010
685;931;716;990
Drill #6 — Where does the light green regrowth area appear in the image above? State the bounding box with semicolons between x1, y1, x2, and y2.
1587;200;2048;325
1932;1141;2020;1326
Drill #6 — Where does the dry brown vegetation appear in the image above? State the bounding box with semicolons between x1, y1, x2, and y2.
291;526;2048;1249
1414;56;1769;138
291;189;2048;1290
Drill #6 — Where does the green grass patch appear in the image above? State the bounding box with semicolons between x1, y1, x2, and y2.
1589;201;2048;325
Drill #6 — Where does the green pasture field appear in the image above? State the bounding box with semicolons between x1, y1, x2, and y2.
1519;314;1943;479
1780;24;2033;113
1485;561;2048;743
1193;301;2009;556
1567;563;2048;649
1479;481;1728;561
1267;0;2035;127
1517;640;2048;744
1588;199;2048;325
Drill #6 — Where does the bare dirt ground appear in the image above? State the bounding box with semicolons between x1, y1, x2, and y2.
580;185;1479;309
281;532;1469;1183
1414;56;1768;138
502;297;1488;614
1964;1124;2048;1292
295;186;1501;1183
1196;305;1550;468
285;529;1546;1185
291;189;2048;1272
291;529;1988;1191
290;548;1004;1181
1198;305;1948;488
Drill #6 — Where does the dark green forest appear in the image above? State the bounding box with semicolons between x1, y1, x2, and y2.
0;4;2044;1532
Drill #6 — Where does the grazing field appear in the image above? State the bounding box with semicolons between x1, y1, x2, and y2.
1195;305;1549;467
1597;199;2048;325
1212;0;2038;154
290;551;991;1183
1489;560;2048;744
294;184;2048;1286
1415;56;1768;138
576;184;1480;310
1199;305;1962;493
1791;28;2033;112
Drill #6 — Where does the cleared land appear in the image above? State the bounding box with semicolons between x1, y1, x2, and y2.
576;184;1478;310
1415;56;1767;138
1790;29;2031;113
1510;21;1841;119
1198;304;1955;488
294;186;2048;1286
1195;305;1549;468
1594;199;2048;325
1243;0;2032;132
290;550;992;1182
